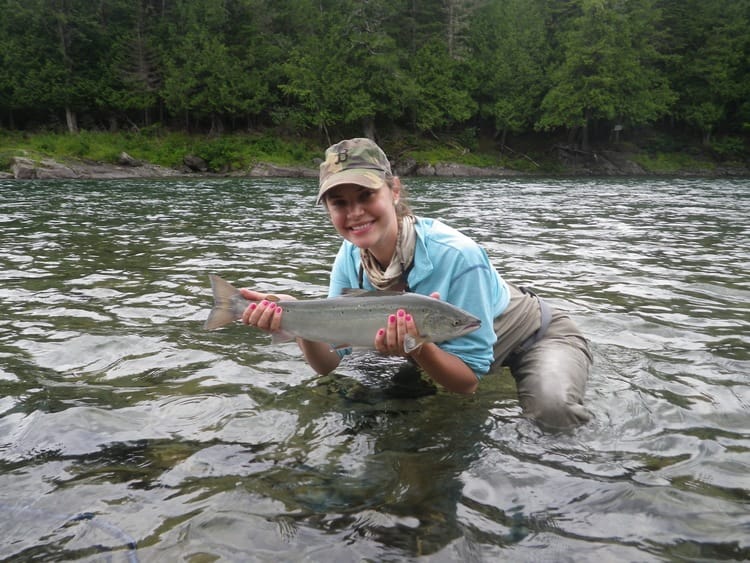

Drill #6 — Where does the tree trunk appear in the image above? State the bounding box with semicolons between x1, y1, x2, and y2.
65;106;79;134
581;109;591;151
209;113;224;136
362;117;376;140
446;0;456;58
499;128;508;153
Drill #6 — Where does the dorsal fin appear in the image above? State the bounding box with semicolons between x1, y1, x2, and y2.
340;288;407;298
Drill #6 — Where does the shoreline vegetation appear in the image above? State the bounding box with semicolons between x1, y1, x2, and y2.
1;130;748;180
3;2;748;183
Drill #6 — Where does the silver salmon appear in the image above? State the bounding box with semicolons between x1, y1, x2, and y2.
204;274;481;353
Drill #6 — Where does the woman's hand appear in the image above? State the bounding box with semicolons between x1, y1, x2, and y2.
374;308;420;357
372;292;478;394
239;289;296;333
374;292;439;357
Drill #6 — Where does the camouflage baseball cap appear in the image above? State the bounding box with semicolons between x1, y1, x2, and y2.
317;138;392;203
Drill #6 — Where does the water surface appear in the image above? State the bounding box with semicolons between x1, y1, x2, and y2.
1;177;748;561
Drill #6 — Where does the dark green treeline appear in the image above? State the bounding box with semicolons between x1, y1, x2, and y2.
1;0;748;148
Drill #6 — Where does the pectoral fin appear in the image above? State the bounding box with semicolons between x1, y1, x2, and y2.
404;334;427;354
271;330;297;344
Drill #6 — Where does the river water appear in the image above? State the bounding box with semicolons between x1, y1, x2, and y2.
0;176;748;562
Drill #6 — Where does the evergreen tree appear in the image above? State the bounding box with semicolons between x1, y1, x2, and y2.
468;0;549;146
537;0;674;149
0;0;746;148
1;0;111;132
659;0;750;143
406;38;476;133
279;0;407;142
103;0;163;129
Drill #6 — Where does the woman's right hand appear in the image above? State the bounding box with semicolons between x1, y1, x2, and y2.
239;289;296;333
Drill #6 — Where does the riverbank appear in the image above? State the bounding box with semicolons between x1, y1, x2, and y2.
1;130;748;180
3;152;747;181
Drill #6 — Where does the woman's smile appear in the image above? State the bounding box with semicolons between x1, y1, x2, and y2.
348;220;375;234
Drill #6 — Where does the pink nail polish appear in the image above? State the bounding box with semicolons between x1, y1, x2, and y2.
405;314;412;322
249;303;257;311
377;329;385;336
397;309;405;318
275;307;282;314
389;315;396;324
268;302;276;310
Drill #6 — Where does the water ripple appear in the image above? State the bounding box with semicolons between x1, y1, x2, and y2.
0;177;748;561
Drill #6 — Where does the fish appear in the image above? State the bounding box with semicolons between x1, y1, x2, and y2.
203;274;481;353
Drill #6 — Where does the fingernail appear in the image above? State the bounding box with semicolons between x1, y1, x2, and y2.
405;314;412;322
249;303;257;311
260;300;268;307
377;329;385;336
268;302;276;310
397;309;405;318
389;315;396;324
275;307;282;314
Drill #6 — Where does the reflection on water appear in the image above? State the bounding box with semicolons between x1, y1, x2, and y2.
0;177;748;561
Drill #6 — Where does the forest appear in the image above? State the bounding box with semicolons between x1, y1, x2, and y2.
1;0;748;159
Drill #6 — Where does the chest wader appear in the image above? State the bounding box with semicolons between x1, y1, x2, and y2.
498;284;592;431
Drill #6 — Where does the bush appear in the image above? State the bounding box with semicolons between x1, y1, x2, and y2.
633;152;715;173
710;136;746;160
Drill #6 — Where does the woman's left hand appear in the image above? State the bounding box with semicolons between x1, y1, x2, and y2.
374;308;420;357
374;293;439;357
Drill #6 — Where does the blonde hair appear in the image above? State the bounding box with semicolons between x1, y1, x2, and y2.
386;175;413;218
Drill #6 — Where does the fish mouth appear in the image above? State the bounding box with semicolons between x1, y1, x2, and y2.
463;319;482;333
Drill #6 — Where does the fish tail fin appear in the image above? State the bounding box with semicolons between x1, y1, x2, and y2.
203;274;241;330
404;334;428;354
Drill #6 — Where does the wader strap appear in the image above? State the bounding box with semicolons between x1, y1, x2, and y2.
516;287;552;353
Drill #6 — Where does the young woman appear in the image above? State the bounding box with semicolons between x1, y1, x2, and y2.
241;138;592;430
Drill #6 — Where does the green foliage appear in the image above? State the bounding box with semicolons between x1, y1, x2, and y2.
0;130;319;171
710;136;747;160
0;0;747;157
407;39;476;132
0;151;13;171
659;0;750;141
538;0;675;142
634;152;715;173
468;0;548;137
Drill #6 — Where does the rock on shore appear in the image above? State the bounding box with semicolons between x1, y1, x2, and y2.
7;155;183;180
3;156;501;180
2;155;323;180
1;155;517;180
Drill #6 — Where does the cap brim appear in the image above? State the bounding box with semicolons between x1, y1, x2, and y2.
317;169;386;204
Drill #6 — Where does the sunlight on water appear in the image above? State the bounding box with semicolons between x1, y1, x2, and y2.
0;176;748;561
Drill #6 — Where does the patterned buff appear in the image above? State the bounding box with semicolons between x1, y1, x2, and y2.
360;215;417;290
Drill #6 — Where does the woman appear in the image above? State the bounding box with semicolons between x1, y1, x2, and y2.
241;138;592;430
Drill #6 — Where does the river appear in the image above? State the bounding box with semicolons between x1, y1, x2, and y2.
0;176;748;561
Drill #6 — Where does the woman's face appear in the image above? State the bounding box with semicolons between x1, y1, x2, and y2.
324;182;400;262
